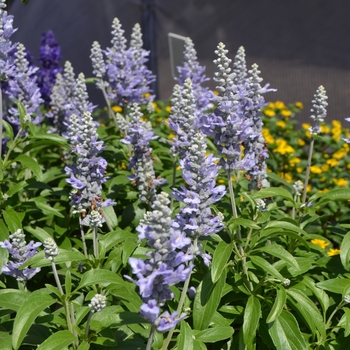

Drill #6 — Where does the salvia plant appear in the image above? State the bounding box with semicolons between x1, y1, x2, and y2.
1;10;350;350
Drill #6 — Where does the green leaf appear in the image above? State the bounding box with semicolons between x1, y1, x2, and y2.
14;154;43;181
29;132;68;146
178;321;193;350
250;255;284;280
262;221;309;237
316;279;350;296
302;276;329;315
195;326;234;343
251;187;294;203
243;295;261;345
12;289;56;350
6;181;28;197
227;218;260;230
77;341;90;350
193;270;227;330
268;311;307;350
32;201;64;218
211;240;233;283
77;269;126;290
340;231;350;271
338;308;350;337
267;286;287;323
122;237;137;266
3;208;22;232
103;206;118;230
287;288;326;339
316;189;350;206
23;226;52;242
254;244;299;270
0;289;28;311
2;120;14;140
36;330;77;350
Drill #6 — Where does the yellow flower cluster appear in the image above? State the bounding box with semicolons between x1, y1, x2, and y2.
331;120;342;142
311;239;340;256
273;139;295;155
262;101;300;120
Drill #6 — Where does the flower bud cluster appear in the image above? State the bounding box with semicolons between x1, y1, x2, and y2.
89;294;107;313
127;192;192;331
0;229;41;281
43;237;58;261
123;103;166;204
90;18;155;108
308;85;328;135
65;111;114;224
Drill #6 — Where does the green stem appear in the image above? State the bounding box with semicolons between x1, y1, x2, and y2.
326;301;345;329
146;325;157;350
302;137;314;206
3;126;24;165
100;81;118;127
85;311;93;340
93;227;99;260
51;260;64;295
79;215;88;258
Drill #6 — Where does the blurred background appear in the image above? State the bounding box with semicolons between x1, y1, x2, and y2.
8;0;350;123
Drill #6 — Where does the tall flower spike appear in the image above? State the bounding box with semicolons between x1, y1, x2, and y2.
110;17;127;53
0;229;41;281
5;43;43;125
122;103;166;204
232;46;247;86
43;237;58;261
37;30;62;107
127;192;191;330
0;0;17;82
308;85;328;135
176;37;214;112
89;294;107;313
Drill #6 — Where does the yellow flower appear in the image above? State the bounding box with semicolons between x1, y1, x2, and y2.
275;101;285;109
262;128;275;144
321;164;329;172
165;106;172;113
142;92;151;98
176;166;181;170
333;149;346;160
318;188;328;193
268;102;276;109
218;179;225;184
168;133;175;139
296;167;303;173
264;109;276;117
298;138;305;146
311;239;330;249
310;165;322;174
295;101;304;109
302;123;311;130
289;157;301;167
281;109;292;118
331;120;342;141
327;248;340;257
213;90;219;96
333;178;348;187
307;185;311;192
121;162;126;169
320;125;330;134
326;158;339;167
284;173;293;183
273;139;294;155
112;105;123;113
276;120;286;128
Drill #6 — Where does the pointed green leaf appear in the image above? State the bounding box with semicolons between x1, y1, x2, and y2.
12;289;56;350
122;237;138;266
251;187;294;203
195;326;234;342
263;221;309;237
193;270;227;330
267;286;287;323
6;181;28;197
316;279;350;295
29;132;68;146
340;231;350;271
268;311;307;350
14;154;43;181
178;321;193;350
36;330;77;350
243;295;261;345
287;288;326;339
338;308;350;337
254;244;299;270
77;269;126;290
2;119;14;139
228;218;261;230
102;205;118;230
250;255;284;280
3;208;22;232
33;201;64;218
317;189;350;206
302;276;329;315
211;240;233;283
23;226;52;242
0;289;28;311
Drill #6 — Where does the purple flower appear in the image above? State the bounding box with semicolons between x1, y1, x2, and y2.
0;229;41;281
156;311;186;332
37;30;62;107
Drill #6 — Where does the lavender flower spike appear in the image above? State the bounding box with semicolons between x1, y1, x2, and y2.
308;85;328;135
0;229;41;281
127;192;192;331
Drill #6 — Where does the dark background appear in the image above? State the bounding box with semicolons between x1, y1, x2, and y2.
8;0;350;123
